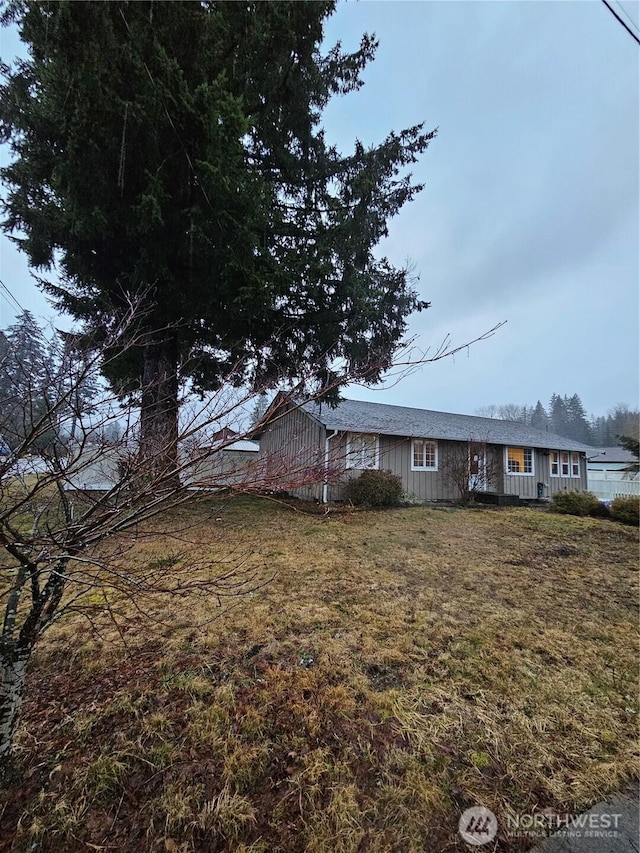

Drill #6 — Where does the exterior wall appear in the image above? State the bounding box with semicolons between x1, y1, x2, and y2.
327;435;498;503
258;403;325;501
502;448;588;498
264;416;592;504
328;437;589;502
62;447;121;491
588;462;638;476
184;449;260;488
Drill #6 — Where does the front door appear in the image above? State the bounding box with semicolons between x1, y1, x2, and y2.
468;442;487;492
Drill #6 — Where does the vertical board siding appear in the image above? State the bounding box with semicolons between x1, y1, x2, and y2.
502;449;588;498
328;435;472;503
327;432;351;502
263;414;591;505
183;449;259;488
259;403;324;501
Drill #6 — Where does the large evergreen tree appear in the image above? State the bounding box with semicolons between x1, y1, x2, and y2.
549;393;568;438
0;1;434;470
530;400;548;431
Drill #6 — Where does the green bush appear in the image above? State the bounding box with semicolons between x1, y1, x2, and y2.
550;490;600;517
589;501;611;519
610;496;640;526
345;469;403;507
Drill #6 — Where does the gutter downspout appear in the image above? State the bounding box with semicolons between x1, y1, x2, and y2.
322;430;338;504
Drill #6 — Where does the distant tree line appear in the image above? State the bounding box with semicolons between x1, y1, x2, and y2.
0;310;122;452
476;394;639;447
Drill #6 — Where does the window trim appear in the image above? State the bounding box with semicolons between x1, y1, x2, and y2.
550;449;582;478
410;438;438;471
506;446;534;476
346;433;379;470
571;452;580;478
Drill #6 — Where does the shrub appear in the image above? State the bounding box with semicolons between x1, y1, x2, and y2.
550;490;600;517
345;469;403;507
589;501;611;519
400;491;423;506
610;496;640;526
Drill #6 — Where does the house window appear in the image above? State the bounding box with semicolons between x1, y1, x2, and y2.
347;434;379;469
571;452;580;477
551;450;581;477
507;446;533;475
411;439;438;470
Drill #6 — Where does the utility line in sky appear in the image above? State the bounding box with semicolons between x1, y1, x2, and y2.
601;0;640;45
0;278;25;315
614;0;640;33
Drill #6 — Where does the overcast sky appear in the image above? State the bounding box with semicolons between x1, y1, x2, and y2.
1;1;638;418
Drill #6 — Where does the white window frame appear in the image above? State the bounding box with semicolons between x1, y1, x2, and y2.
550;449;582;478
411;439;438;471
506;446;534;476
571;452;580;478
346;433;379;470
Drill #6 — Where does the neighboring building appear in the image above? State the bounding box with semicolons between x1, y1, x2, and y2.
61;437;261;491
182;438;260;489
62;445;125;491
256;396;592;503
586;446;639;501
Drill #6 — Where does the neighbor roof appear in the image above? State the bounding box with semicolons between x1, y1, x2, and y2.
586;446;637;464
303;399;592;452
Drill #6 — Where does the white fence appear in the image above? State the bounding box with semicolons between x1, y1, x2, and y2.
587;477;640;501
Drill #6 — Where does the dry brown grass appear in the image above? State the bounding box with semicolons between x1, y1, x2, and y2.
1;496;638;852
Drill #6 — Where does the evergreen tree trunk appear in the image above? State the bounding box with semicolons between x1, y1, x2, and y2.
0;647;30;763
139;332;180;484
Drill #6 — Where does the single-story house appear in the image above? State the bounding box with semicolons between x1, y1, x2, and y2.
256;396;592;503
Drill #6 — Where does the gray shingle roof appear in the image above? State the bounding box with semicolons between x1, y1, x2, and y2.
303;398;593;452
586;447;637;464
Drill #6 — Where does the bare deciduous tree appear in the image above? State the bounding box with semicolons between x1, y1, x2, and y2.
443;439;499;505
0;304;505;763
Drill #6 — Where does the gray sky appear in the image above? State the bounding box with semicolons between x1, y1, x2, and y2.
1;1;638;417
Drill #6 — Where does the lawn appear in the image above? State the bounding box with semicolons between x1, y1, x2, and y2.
1;497;637;852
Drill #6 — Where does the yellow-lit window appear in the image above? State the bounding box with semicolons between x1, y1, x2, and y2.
550;451;560;476
507;447;533;474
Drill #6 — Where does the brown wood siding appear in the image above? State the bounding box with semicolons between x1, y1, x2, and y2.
258;403;325;501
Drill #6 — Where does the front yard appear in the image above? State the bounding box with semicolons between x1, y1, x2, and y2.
1;498;637;851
